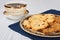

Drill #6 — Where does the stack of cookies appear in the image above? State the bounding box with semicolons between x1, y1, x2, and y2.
22;14;60;35
4;3;29;19
23;14;55;30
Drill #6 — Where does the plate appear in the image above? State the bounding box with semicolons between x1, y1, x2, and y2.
20;13;60;37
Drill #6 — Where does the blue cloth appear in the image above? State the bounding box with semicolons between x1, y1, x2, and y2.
9;9;60;40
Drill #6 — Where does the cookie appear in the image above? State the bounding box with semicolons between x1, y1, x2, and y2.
50;22;60;32
31;20;48;30
45;14;55;23
28;14;46;22
42;27;56;35
23;20;31;28
43;22;60;35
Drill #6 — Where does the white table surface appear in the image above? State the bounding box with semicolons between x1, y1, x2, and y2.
0;0;60;40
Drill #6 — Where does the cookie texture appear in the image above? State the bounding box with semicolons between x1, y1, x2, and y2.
23;20;31;28
28;14;46;22
44;14;55;23
31;20;48;30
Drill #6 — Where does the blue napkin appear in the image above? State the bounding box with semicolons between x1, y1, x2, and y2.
9;9;60;40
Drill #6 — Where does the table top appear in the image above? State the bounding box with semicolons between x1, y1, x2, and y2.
0;0;60;40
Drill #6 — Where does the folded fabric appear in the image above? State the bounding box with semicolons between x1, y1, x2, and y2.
9;9;60;40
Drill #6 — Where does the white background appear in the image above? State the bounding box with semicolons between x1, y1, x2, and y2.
0;0;60;40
